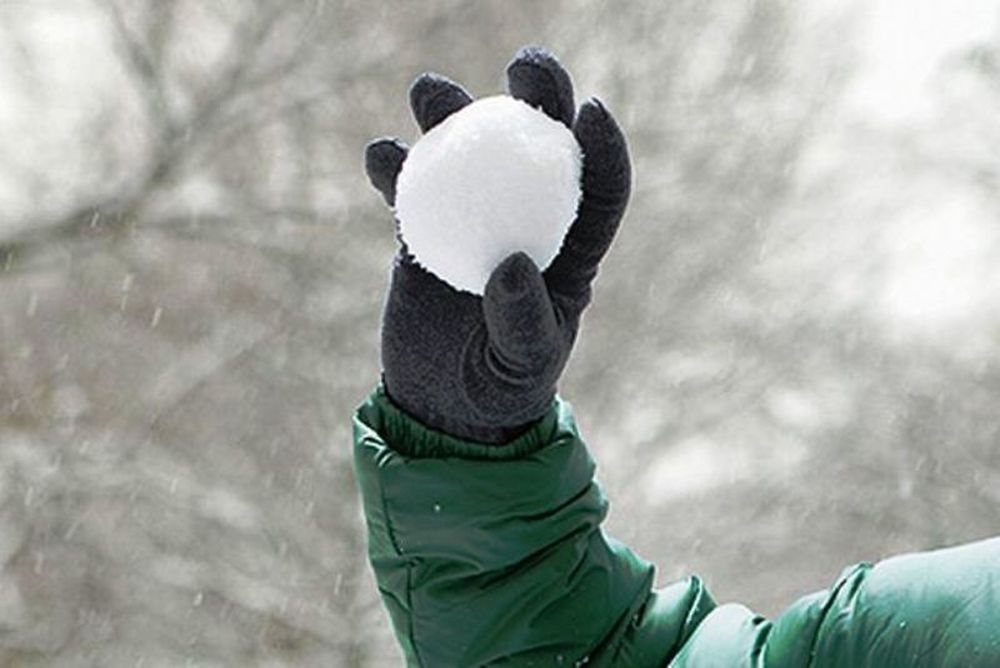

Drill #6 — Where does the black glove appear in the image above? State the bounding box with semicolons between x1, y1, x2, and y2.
364;46;631;444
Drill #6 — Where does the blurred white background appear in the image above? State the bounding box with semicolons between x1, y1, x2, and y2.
1;1;998;665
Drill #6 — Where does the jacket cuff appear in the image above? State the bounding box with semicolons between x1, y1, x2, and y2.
356;382;563;460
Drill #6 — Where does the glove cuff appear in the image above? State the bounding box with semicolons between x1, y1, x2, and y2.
381;372;548;445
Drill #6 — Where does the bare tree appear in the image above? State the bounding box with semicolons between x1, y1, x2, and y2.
2;0;997;664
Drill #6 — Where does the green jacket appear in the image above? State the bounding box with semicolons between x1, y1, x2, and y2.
353;386;1000;667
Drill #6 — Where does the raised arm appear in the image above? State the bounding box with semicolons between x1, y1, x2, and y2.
352;46;1000;668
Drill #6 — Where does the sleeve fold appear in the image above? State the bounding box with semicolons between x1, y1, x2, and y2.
351;384;708;667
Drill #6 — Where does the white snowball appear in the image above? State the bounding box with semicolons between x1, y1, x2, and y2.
395;95;582;295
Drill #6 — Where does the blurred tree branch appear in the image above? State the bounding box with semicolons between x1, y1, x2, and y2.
0;0;327;267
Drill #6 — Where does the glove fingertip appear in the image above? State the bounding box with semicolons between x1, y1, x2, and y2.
574;98;625;154
364;137;408;205
574;97;631;205
506;45;575;128
485;251;541;301
409;72;474;133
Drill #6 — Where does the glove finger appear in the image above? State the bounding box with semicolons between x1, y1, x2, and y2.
505;45;575;129
409;72;474;133
543;97;631;309
574;97;631;212
364;137;409;206
483;252;562;378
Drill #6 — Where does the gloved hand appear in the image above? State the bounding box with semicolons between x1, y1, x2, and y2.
364;46;631;444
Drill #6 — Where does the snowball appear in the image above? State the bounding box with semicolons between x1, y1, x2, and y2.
395;95;582;295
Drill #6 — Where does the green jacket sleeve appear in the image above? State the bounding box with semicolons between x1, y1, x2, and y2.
671;537;1000;667
352;385;712;667
352;386;1000;667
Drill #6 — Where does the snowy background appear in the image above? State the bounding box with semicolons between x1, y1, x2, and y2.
1;1;999;665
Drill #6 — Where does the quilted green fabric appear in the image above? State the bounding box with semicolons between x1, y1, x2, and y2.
353;386;1000;667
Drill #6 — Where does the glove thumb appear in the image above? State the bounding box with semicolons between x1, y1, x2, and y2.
482;252;563;379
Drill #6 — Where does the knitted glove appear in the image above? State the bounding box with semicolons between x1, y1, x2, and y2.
364;46;631;444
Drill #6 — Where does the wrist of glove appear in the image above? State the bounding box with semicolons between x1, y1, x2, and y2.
364;46;631;444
